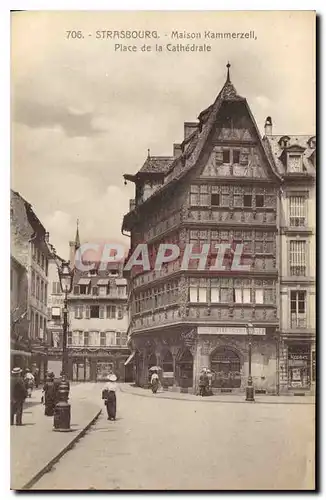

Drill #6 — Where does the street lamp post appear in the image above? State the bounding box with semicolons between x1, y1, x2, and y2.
245;322;255;402
53;260;74;432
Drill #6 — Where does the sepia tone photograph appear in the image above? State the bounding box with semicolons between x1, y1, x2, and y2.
10;10;316;491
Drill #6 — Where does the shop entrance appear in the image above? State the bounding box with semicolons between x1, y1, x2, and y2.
210;347;241;389
177;349;193;388
288;344;311;389
72;359;91;381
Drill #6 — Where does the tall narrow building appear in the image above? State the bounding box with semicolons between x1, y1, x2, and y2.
66;224;131;382
122;66;281;393
264;128;316;394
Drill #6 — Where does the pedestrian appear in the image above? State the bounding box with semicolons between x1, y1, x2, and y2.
24;368;35;398
10;367;27;426
43;372;57;416
199;370;209;397
34;367;40;389
150;370;159;394
102;374;117;421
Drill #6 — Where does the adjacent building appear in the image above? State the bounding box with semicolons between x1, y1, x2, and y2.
11;190;52;376
65;229;132;382
122;67;282;393
45;252;66;377
263;128;316;393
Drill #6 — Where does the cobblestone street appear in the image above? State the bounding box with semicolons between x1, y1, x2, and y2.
32;385;315;490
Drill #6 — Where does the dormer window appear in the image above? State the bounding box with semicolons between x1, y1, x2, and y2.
288;154;303;173
279;136;290;148
307;136;316;149
88;269;97;277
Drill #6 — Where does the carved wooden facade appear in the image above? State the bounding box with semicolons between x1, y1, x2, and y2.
122;69;281;392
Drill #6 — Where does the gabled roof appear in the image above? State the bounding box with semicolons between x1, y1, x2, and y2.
122;66;281;231
263;135;316;176
139;156;174;174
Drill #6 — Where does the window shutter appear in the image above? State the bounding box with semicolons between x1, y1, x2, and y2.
52;282;57;294
117;307;123;319
99;306;105;319
85;306;90;319
73;285;79;295
92;286;98;296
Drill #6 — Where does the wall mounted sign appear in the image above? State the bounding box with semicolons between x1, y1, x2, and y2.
198;326;266;336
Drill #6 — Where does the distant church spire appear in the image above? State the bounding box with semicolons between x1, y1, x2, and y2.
75;218;80;249
226;62;231;83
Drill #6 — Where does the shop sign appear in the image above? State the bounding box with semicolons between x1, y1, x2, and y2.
198;327;266;336
289;353;309;361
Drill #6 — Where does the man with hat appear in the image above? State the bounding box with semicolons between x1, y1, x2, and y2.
10;367;27;425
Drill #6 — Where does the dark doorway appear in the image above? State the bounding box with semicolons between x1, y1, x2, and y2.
177;349;193;388
211;347;241;388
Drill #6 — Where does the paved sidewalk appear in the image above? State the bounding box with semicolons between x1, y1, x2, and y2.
120;383;315;405
11;383;104;490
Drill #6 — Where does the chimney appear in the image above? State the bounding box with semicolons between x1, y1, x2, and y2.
173;144;182;158
184;122;198;140
264;116;273;136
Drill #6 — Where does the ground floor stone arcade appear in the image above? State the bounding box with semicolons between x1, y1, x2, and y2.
130;326;309;394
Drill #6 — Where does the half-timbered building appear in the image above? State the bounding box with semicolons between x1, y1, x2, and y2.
122;66;281;393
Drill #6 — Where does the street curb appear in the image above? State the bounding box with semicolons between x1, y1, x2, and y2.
119;386;315;405
20;408;102;490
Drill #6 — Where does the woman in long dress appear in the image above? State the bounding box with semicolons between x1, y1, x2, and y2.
150;370;159;394
104;375;117;420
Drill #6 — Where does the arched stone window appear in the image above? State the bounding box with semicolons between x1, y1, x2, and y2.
162;350;173;373
147;352;157;369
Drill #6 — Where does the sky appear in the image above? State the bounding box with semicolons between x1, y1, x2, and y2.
11;10;316;260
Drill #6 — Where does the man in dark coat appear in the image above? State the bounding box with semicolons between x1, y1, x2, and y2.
11;367;27;425
43;372;57;416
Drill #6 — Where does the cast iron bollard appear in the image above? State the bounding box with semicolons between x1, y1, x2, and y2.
245;376;255;402
53;380;71;431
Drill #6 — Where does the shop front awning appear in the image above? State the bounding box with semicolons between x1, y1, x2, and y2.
78;278;91;285
124;352;136;366
11;349;32;357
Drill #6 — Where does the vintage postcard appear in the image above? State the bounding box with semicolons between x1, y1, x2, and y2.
10;10;316;491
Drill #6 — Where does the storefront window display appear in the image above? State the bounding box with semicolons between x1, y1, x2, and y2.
288;345;311;389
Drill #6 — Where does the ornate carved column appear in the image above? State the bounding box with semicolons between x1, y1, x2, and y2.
181;328;198;392
179;276;189;318
170;345;179;387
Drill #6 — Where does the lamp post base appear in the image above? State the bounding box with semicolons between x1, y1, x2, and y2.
53;379;71;431
53;401;71;431
245;385;255;402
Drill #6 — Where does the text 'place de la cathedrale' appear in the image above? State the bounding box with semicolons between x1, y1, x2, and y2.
11;66;316;396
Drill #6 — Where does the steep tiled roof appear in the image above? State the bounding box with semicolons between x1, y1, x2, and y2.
263;135;316;176
139;156;174;174
122;71;281;231
72;261;125;287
